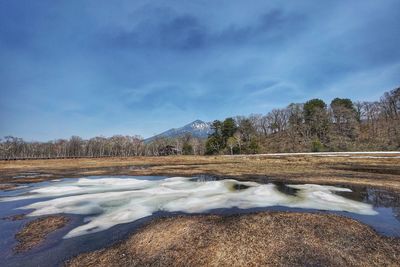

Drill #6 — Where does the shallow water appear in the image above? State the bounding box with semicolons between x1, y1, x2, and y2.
0;175;399;267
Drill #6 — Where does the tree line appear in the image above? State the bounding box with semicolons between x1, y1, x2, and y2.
0;87;398;159
205;87;399;154
0;133;209;159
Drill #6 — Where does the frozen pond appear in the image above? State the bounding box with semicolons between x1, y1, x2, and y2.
1;175;399;266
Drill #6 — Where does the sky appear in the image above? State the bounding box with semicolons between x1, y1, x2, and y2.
0;0;399;141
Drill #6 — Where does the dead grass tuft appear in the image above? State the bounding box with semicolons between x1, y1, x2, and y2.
14;215;69;253
3;213;26;221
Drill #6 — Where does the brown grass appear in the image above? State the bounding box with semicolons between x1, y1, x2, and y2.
66;212;400;267
1;154;400;192
0;184;18;190
14;215;69;253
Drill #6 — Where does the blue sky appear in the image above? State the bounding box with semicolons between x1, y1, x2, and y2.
1;0;399;141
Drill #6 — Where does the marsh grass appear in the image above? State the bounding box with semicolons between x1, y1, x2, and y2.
66;212;400;267
2;155;399;265
1;155;400;191
14;215;69;253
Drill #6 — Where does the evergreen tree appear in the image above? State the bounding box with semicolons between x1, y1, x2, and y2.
222;118;237;140
303;99;329;143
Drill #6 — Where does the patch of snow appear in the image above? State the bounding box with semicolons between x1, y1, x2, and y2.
1;177;377;238
225;151;400;157
350;156;400;159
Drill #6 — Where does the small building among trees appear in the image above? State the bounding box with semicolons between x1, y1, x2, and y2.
159;145;180;156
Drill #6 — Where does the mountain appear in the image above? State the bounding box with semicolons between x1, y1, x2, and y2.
145;120;213;142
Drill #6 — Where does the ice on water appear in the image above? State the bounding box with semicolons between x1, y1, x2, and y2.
1;177;377;238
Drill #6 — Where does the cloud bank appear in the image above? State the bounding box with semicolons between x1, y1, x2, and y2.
0;0;399;140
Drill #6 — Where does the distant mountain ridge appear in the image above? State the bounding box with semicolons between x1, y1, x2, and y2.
145;120;213;142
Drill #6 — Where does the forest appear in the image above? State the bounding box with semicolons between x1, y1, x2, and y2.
1;87;399;159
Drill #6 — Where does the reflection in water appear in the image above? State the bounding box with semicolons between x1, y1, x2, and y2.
275;182;299;196
232;183;251;191
1;177;377;238
337;186;400;222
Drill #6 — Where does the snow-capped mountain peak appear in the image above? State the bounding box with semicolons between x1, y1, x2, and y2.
145;120;213;142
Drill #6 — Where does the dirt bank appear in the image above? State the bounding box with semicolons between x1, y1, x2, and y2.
66;212;400;267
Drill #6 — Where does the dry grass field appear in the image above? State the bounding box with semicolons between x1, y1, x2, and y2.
1;153;400;191
66;212;400;267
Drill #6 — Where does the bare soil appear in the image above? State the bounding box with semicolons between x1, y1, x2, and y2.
66;212;400;267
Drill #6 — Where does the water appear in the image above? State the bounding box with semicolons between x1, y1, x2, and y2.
0;175;399;267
